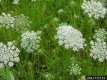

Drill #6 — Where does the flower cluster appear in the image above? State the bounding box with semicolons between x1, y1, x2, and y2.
95;0;106;5
58;9;64;13
21;31;41;53
12;0;19;4
32;0;36;1
14;14;32;32
0;42;20;68
44;72;54;80
78;75;85;80
55;24;85;52
0;13;15;29
70;57;77;63
90;39;107;62
81;0;107;19
90;28;107;62
69;63;81;75
68;57;81;75
93;28;107;41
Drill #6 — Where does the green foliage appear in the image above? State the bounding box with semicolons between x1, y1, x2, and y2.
0;0;107;80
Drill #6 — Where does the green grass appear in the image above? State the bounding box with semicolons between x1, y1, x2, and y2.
0;0;107;80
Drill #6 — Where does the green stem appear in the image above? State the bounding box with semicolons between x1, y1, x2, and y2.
6;65;11;80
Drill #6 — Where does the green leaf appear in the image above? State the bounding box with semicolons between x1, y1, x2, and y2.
9;72;15;80
0;67;5;76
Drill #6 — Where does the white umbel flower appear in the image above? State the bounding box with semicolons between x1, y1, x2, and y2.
14;14;32;32
93;28;107;41
69;63;81;75
0;42;20;68
90;28;107;62
58;9;64;13
32;0;36;1
44;72;54;80
21;31;41;53
95;0;106;5
78;75;85;80
12;0;19;4
0;13;15;29
81;0;107;19
90;39;107;62
55;24;85;52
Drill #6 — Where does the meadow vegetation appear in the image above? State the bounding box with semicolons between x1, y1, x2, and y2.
0;0;107;80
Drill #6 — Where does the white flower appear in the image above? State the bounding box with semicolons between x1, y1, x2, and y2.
90;39;107;62
44;72;54;80
58;9;64;13
32;0;36;1
12;0;19;4
78;75;85;80
21;31;41;53
14;14;32;32
70;1;76;7
90;28;107;62
70;57;77;63
52;17;59;22
93;28;107;41
95;0;106;5
0;42;20;68
81;0;107;19
0;13;15;29
69;63;81;75
55;23;85;52
0;63;4;68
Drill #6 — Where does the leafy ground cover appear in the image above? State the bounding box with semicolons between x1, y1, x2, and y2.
0;0;107;80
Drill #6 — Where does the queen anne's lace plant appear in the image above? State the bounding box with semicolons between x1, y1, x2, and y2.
0;13;15;29
70;57;77;63
70;57;76;61
0;42;20;68
90;39;107;62
14;14;32;32
55;24;85;52
78;75;85;80
95;0;106;6
81;0;107;19
68;57;81;75
69;63;81;75
44;72;54;80
93;28;107;41
12;0;19;4
90;28;107;62
21;31;41;53
58;9;64;13
32;0;36;1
